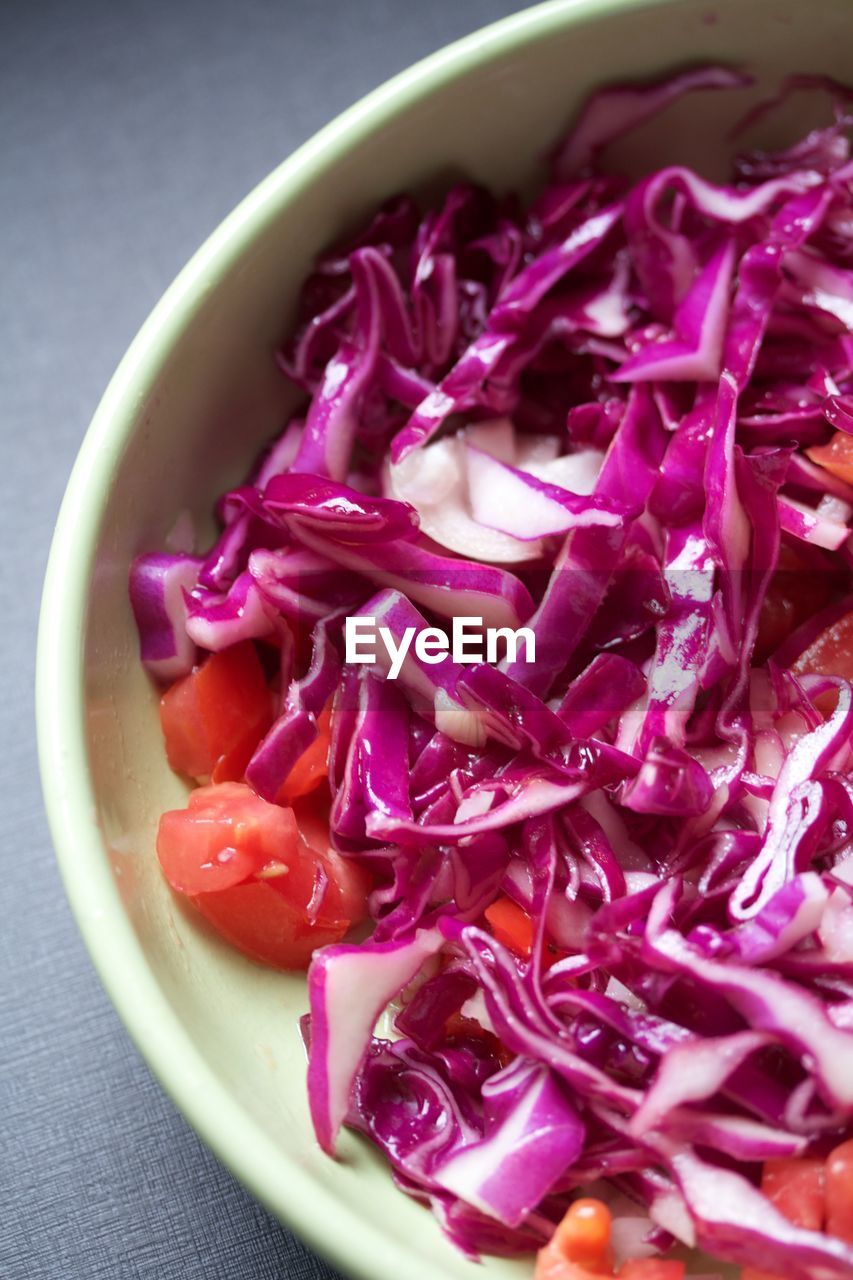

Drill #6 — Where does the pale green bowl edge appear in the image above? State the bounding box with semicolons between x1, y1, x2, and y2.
36;1;703;1276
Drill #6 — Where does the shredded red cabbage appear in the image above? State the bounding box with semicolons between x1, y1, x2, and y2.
131;70;853;1277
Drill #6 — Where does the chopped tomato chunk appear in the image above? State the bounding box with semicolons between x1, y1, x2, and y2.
555;1199;614;1274
444;1012;514;1068
535;1244;610;1280
792;611;853;687
761;1157;824;1231
157;782;371;969
825;1137;853;1244
617;1262;684;1280
156;782;299;895
444;1011;489;1041
536;1200;690;1280
535;1245;686;1280
536;1199;615;1279
278;702;332;802
791;610;853;716
741;1157;825;1280
755;543;839;663
485;896;535;959
191;878;348;970
484;896;567;972
209;721;269;785
160;642;272;782
807;430;853;486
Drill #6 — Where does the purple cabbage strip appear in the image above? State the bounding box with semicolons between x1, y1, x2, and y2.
731;680;853;917
290;247;387;481
248;545;365;623
184;569;277;650
331;668;413;840
634;522;716;753
129;552;201;681
466;444;624;540
556;653;647;737
307;927;445;1153
644;883;853;1109
551;66;751;178
263;472;419;543
285;514;534;632
620;737;714;818
433;1058;585;1228
614;239;737;383
502;517;632;696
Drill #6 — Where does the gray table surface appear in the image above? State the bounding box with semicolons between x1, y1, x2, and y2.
0;2;537;1276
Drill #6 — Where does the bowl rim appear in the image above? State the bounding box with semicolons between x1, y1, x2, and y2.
36;1;667;1275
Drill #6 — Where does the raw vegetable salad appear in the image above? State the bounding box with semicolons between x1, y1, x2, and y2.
131;69;853;1280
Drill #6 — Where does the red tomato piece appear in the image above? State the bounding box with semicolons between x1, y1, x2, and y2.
484;896;567;972
444;1012;514;1069
741;1157;826;1280
793;611;853;686
156;781;299;895
535;1242;611;1280
535;1199;615;1280
485;896;535;959
179;778;368;967
792;610;853;716
278;703;333;802
158;783;372;970
807;431;853;486
158;674;209;779
826;1137;853;1244
760;1157;825;1231
191;878;349;970
445;1012;494;1042
741;1268;797;1280
755;543;840;663
209;721;268;785
160;642;272;782
617;1262;684;1280
555;1200;614;1275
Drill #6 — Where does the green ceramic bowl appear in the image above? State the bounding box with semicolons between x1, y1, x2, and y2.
37;1;853;1276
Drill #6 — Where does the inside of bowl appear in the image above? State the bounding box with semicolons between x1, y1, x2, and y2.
73;0;853;1275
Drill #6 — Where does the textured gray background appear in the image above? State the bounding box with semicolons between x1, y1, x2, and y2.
0;2;535;1276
